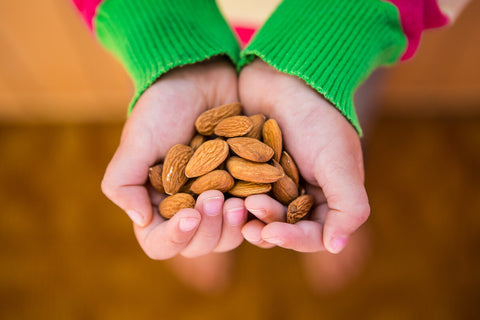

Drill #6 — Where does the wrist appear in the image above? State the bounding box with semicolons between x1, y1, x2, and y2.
135;57;238;123
94;0;240;114
239;59;359;140
239;0;407;135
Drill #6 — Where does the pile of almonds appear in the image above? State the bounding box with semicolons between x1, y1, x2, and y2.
148;103;314;224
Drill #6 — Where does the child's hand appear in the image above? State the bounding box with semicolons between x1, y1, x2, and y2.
238;59;370;254
101;58;247;260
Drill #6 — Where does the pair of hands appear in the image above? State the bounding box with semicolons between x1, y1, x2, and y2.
101;58;370;259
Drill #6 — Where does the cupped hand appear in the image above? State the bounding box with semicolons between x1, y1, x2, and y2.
101;58;247;259
238;59;370;254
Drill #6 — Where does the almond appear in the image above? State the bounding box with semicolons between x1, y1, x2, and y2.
214;116;253;137
179;178;196;195
244;114;265;140
159;193;196;219
190;170;234;194
272;175;299;205
280;151;300;187
189;134;205;151
262;119;283;162
226;156;283;183
227;137;274;163
162;144;194;195
271;159;298;204
195;103;242;135
228;181;271;197
287;195;315;224
185;139;229;178
148;163;165;193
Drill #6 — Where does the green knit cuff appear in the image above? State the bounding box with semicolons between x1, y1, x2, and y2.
94;0;240;113
239;0;407;135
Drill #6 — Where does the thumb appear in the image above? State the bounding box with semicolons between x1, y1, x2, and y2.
101;134;156;227
316;145;370;254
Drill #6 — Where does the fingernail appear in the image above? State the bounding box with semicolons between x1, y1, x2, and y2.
179;217;200;232
226;207;245;226
126;210;144;226
330;236;349;254
248;208;267;219
264;238;284;246
203;196;223;216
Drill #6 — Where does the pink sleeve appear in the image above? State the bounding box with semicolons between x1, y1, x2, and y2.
385;0;449;60
72;0;104;30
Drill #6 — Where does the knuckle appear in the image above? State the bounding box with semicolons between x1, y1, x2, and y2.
143;248;163;261
202;231;221;242
351;202;371;226
214;238;243;253
100;177;115;198
168;235;189;247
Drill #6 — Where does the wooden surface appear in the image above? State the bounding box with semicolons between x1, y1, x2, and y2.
0;116;479;319
0;0;479;121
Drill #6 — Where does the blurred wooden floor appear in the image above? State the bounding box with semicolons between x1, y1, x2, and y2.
0;115;479;319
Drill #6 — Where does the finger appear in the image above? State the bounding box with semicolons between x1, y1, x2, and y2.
146;184;167;207
316;146;370;254
245;195;286;223
261;221;326;252
102;134;157;227
241;220;276;249
133;208;201;260
305;184;327;204
214;198;248;252
180;190;224;258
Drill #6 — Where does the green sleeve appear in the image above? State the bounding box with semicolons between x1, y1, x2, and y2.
239;0;407;135
93;0;240;113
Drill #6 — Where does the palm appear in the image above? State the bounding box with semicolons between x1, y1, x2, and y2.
238;60;368;253
102;59;247;259
124;60;238;161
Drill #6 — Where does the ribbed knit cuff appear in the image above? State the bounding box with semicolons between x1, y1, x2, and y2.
239;0;407;135
94;0;240;113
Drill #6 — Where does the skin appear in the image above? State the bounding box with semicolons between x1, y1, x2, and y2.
101;58;248;259
239;59;370;254
101;57;370;258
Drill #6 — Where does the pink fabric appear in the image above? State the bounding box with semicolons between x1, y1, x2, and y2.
72;0;104;30
71;0;449;59
233;26;258;48
385;0;449;60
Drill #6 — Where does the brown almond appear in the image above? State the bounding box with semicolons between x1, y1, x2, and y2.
271;159;297;204
179;178;196;195
185;139;229;178
148;163;165;193
227;137;274;163
287;195;315;224
272;175;299;205
162;144;194;195
226;156;283;183
189;134;205;151
229;181;272;197
159;193;196;219
280;151;300;187
195;103;242;135
244;114;265;140
262;119;283;162
214;116;253;137
190;170;234;194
